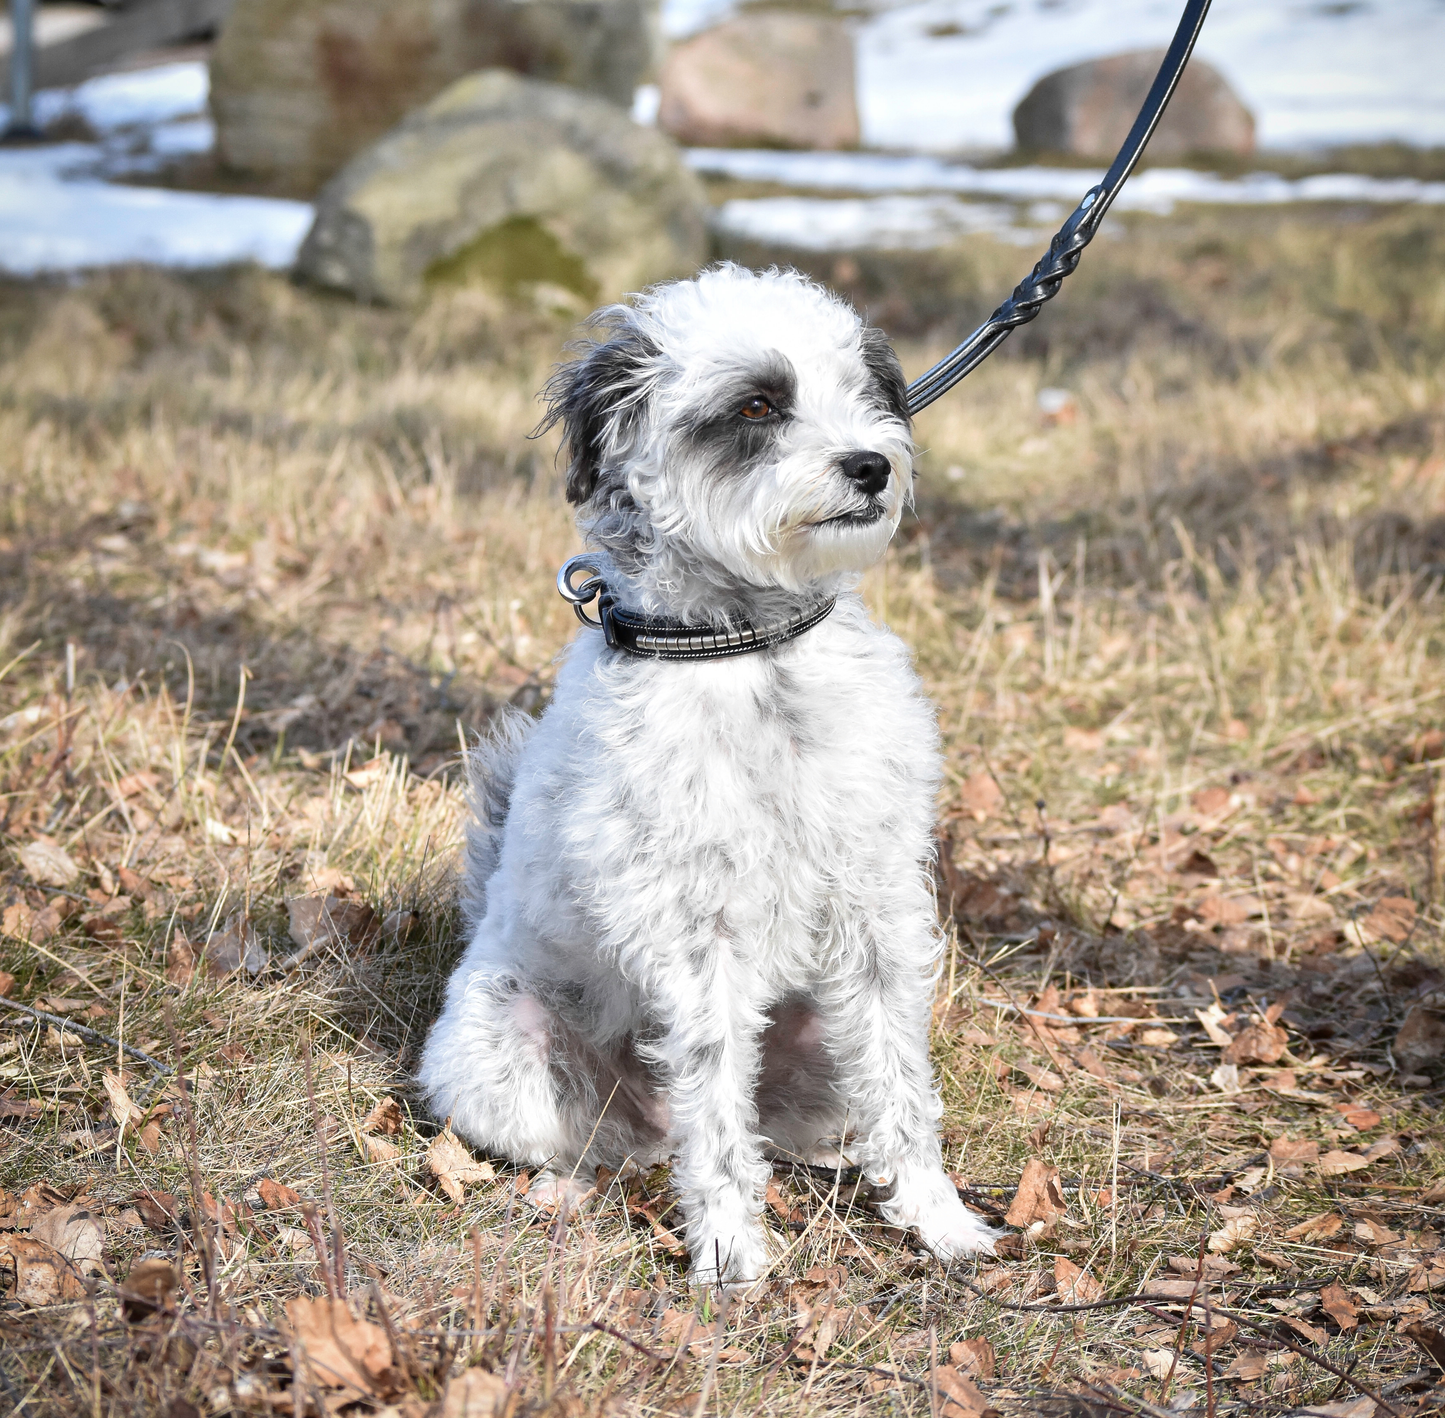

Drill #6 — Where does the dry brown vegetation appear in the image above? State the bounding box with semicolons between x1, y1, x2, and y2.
1;199;1444;1418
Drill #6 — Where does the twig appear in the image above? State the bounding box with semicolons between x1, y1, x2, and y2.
163;1005;215;1319
299;1040;346;1296
0;996;172;1072
970;997;1183;1026
956;935;1071;1068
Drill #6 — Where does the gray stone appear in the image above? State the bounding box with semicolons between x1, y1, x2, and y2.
211;0;660;194
1013;49;1255;160
296;69;709;306
658;12;857;150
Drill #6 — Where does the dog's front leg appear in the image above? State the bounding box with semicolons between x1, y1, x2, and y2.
817;923;998;1263
653;961;771;1290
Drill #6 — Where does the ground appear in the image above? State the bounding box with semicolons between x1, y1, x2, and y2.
1;197;1443;1418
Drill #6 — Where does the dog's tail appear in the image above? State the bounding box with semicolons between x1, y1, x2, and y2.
459;706;536;930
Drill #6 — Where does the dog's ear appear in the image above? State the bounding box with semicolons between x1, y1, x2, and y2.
859;325;911;428
541;321;659;505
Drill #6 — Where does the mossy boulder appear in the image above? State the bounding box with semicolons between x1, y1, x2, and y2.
211;0;661;194
295;70;709;306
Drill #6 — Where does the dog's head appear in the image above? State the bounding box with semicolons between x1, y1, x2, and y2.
543;265;912;601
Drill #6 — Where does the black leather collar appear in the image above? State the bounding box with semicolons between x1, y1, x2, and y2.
557;554;835;661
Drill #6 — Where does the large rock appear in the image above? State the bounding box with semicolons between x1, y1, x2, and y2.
1013;49;1254;160
211;0;660;193
658;13;858;150
296;69;708;306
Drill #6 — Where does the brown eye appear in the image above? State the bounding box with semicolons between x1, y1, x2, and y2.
739;396;773;420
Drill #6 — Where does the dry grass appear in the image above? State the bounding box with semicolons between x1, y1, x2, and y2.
1;199;1444;1418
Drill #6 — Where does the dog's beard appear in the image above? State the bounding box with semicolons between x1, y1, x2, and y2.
643;445;908;596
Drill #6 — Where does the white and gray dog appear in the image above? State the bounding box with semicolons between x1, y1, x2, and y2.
420;263;997;1286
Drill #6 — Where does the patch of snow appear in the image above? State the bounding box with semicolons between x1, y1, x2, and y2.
0;59;209;135
859;0;1445;152
661;0;1445;152
0;61;310;275
0;161;313;275
688;148;1445;214
712;194;1045;250
631;83;661;126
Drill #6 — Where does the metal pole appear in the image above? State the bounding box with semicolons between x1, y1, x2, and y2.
4;0;41;141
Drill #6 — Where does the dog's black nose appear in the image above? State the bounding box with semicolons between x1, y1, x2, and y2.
839;450;891;496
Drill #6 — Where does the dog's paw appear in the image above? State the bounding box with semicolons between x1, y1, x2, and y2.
525;1169;596;1215
875;1168;999;1263
910;1195;1000;1263
686;1226;770;1294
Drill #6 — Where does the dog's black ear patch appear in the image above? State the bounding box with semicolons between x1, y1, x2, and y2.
540;322;659;505
859;325;911;427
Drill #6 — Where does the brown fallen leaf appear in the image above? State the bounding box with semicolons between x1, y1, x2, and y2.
1285;1212;1344;1242
793;1299;848;1360
1269;1137;1318;1164
165;933;195;987
1199;894;1261;928
660;1306;719;1354
1208;1213;1257;1254
1004;1158;1066;1228
121;1257;176;1322
1362;895;1416;944
1319;1149;1372;1176
30;1206;105;1275
1395;1003;1445;1071
438;1368;511;1418
19;837;80;888
1405;1256;1445;1293
0;1095;45;1119
0;970;14;996
132;1190;182;1230
1283;1316;1328;1346
931;1363;997;1416
362;1135;402;1164
948;1337;996;1378
1072;1047;1116;1088
361;1097;404;1136
1143;1278;1215;1299
1319;1282;1359;1332
1354;1218;1401;1247
1014;1061;1066;1093
427;1128;495;1204
1053;1255;1104;1303
1223;1014;1289;1066
1138;1027;1179;1047
1222;1350;1269;1381
1191;786;1233;819
283;896;379;969
958;771;1004;823
287;1295;401;1398
102;1070;144;1130
202;915;266;977
1339;1106;1382;1130
0;1235;88;1304
1166;1254;1240;1281
257;1178;301;1210
1403;1319;1445;1371
1194;1002;1237;1048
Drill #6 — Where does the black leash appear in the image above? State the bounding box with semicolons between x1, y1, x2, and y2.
905;0;1213;414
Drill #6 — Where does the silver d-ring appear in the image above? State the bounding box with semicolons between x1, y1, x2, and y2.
557;554;608;629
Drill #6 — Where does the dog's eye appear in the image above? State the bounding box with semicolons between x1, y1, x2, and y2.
738;397;773;421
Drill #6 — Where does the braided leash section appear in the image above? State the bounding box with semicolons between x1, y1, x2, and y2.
906;187;1103;411
905;0;1212;415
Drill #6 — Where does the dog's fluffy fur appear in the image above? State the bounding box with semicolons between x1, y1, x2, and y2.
420;264;997;1285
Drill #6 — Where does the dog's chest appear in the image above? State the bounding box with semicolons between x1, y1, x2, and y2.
581;617;939;903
